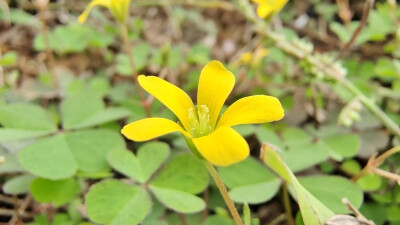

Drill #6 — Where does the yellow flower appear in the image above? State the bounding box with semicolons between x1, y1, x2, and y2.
78;0;131;24
121;61;284;166
237;48;269;68
251;0;288;19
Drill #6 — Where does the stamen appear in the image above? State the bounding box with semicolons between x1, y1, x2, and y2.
187;105;212;137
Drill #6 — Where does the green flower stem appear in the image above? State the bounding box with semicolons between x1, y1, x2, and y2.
119;22;152;118
204;161;244;225
282;182;294;225
234;0;400;139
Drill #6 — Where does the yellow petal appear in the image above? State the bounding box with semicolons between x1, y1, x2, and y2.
197;61;235;129
193;126;249;166
78;0;110;23
275;0;289;11
109;0;131;23
121;118;189;142
217;95;284;128
138;75;195;131
257;4;274;18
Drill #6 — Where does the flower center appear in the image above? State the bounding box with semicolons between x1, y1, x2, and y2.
188;105;212;138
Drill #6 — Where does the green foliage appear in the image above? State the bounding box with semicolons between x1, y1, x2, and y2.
0;51;18;67
0;102;56;130
34;23;114;55
30;178;80;206
149;186;205;213
2;1;400;224
263;146;335;225
107;142;170;182
218;157;280;204
0;9;40;26
18;129;124;179
3;174;35;194
298;176;363;214
61;93;130;130
116;42;150;75
86;180;151;225
150;154;208;194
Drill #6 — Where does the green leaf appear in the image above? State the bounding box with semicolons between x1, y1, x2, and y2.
115;54;132;76
116;42;149;76
18;134;78;180
374;58;400;81
27;214;50;225
360;203;387;225
18;129;124;179
203;215;234;225
0;103;57;131
281;126;335;172
356;173;382;191
0;152;25;174
89;77;111;97
3;174;35;194
218;157;280;204
329;21;370;45
340;160;361;176
187;44;211;64
0;51;18;67
218;157;277;188
388;205;400;221
107;142;170;183
324;134;361;160
281;141;330;173
65;129;125;173
0;129;53;143
137;142;170;182
262;145;334;225
61;94;129;129
86;180;151;225
233;124;255;137
71;107;130;129
150;185;205;213
229;179;281;204
107;148;143;181
167;45;182;69
282;128;313;146
142;219;168;225
30;178;80;206
150;154;208;194
298;175;363;214
61;94;104;128
0;9;40;26
33;23;112;55
255;126;284;150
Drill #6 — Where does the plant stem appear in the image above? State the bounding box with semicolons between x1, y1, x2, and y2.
374;146;400;165
119;22;152;117
204;161;244;225
282;182;294;225
178;213;189;225
352;146;400;181
371;167;400;181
